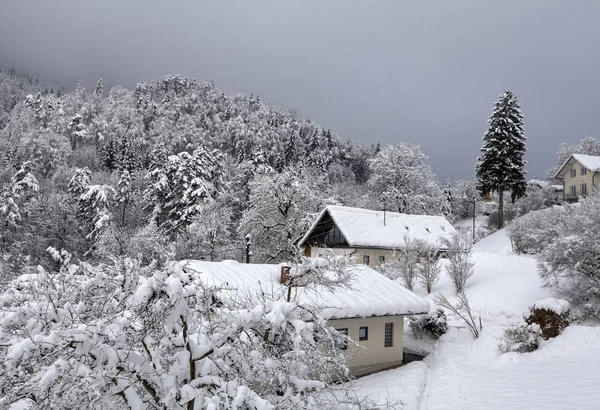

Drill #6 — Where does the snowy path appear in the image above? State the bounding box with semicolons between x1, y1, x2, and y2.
421;325;600;410
354;229;600;409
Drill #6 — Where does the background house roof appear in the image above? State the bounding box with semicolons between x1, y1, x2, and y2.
528;179;563;191
555;154;600;179
299;205;457;249
181;259;431;319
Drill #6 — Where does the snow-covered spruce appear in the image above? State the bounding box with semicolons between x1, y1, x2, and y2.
476;89;527;229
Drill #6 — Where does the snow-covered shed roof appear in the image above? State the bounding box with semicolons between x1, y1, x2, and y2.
299;205;457;250
182;259;430;320
528;179;550;188
528;179;563;191
555;154;600;179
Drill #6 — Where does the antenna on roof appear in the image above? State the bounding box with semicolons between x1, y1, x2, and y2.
383;204;386;226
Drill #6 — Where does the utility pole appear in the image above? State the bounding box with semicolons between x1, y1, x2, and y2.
472;197;476;242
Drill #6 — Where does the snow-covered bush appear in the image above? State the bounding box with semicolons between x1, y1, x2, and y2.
0;249;377;409
525;298;570;339
451;179;479;220
442;233;474;293
508;206;563;254
487;203;518;230
534;195;600;320
498;322;542;353
409;308;448;339
434;292;481;339
379;239;419;291
416;240;441;294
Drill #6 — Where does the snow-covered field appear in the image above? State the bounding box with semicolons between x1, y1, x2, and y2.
352;229;600;409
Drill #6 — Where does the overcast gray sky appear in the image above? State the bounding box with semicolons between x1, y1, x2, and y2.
2;0;600;180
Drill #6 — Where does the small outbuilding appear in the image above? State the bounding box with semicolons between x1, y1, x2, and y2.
185;259;430;376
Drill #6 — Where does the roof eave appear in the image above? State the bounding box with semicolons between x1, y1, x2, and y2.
554;155;574;180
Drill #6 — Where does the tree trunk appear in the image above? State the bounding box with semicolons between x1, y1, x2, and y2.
498;190;504;229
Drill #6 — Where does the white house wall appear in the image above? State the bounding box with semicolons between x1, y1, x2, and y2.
328;315;405;376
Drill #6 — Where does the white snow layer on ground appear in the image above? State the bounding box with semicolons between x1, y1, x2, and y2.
351;362;429;410
353;228;600;409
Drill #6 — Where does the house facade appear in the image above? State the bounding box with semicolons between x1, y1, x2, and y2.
298;205;457;267
185;259;430;376
554;154;600;202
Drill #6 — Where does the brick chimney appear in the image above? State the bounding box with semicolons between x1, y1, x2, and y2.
280;265;291;284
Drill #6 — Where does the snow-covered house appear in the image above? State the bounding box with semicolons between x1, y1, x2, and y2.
554;154;600;202
185;259;430;376
298;205;457;266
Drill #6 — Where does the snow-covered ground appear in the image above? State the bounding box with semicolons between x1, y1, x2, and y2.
453;214;492;243
352;228;600;409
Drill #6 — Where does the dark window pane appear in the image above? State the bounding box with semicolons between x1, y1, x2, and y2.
384;322;393;347
363;255;370;265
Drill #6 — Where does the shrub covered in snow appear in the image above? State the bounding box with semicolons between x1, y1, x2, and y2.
505;195;600;320
378;238;419;291
409;308;448;339
525;298;570;339
442;233;475;293
434;292;481;339
508;206;563;254
416;240;442;294
0;250;378;409
499;322;542;353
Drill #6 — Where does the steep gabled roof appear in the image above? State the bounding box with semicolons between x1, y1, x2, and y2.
182;259;430;319
555;154;600;179
299;205;457;250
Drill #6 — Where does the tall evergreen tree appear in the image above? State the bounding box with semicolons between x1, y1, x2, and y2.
93;78;103;98
284;130;298;165
101;138;119;171
476;90;527;229
442;179;454;222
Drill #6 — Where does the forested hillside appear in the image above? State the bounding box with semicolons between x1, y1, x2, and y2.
0;69;446;276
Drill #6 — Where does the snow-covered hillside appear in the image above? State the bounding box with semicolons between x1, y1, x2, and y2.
352;228;600;410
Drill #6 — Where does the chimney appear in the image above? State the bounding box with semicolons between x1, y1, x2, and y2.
280;265;291;284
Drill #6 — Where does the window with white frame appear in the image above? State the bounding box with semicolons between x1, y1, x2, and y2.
570;168;577;178
570;185;577;197
581;183;587;196
581;167;588;176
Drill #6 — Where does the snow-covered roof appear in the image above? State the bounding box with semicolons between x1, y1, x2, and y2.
299;205;457;249
183;259;430;320
554;154;600;178
528;179;550;188
528;179;563;191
